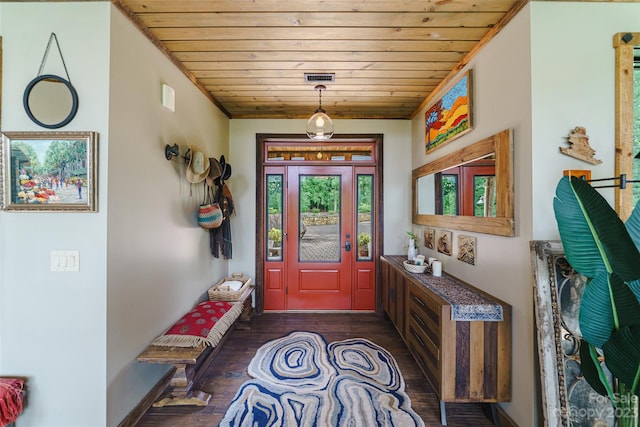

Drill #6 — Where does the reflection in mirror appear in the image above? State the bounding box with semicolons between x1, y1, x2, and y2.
412;129;513;237
416;153;497;217
23;74;78;129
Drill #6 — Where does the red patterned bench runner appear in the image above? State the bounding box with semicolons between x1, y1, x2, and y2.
151;300;243;348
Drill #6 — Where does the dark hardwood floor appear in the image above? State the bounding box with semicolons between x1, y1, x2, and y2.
134;312;498;426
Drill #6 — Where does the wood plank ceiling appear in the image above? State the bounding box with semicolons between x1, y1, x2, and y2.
112;0;528;120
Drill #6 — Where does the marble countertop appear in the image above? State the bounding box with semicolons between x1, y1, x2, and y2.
383;255;504;321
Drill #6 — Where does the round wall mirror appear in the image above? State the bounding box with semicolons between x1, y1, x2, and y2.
23;74;78;129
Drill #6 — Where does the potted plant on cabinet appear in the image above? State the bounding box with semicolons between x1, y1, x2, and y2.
553;176;640;426
407;231;418;260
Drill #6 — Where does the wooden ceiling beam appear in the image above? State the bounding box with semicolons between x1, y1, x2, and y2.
123;0;517;14
139;12;505;29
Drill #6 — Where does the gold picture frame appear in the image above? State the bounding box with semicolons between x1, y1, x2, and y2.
1;131;98;212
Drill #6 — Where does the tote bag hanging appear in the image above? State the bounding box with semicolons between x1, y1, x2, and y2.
198;183;223;229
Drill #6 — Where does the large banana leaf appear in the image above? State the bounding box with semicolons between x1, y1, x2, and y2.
554;176;640;281
581;272;640;348
579;340;612;397
627;278;640;302
602;325;640;395
579;272;616;348
554;176;640;400
611;273;640;328
625;201;640;253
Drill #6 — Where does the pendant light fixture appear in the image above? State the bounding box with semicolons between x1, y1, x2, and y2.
306;85;334;140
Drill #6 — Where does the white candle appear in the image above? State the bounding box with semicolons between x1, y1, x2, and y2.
432;260;442;277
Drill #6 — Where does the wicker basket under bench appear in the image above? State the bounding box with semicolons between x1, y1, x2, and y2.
136;284;254;408
207;273;252;301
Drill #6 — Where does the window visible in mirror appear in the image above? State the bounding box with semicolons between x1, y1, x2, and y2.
420;155;496;217
412;128;513;237
474;176;497;216
440;174;459;215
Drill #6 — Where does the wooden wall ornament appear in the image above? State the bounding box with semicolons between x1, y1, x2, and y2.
559;126;602;165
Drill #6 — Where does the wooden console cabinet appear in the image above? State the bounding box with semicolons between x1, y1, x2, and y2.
381;256;511;425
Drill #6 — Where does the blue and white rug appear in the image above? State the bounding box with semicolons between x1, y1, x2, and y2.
220;331;424;427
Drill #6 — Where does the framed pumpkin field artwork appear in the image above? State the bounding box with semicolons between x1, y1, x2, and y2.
425;69;473;154
1;131;98;212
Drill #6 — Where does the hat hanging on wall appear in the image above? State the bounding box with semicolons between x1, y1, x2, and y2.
215;155;232;185
206;157;222;186
185;145;210;184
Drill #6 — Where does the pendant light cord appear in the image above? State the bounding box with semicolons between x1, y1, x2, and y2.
37;32;72;83
316;85;326;112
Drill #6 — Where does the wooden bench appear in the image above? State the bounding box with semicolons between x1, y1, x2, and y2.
136;288;253;407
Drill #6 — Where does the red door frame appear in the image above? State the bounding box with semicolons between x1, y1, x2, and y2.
255;135;383;314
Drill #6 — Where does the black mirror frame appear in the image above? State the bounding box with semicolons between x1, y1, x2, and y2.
23;74;79;129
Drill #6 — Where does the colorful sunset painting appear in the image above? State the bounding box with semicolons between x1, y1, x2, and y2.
425;70;473;154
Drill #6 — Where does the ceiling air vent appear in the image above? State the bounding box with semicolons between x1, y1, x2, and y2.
304;73;335;83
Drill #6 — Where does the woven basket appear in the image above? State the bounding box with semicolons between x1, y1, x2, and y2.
208;273;252;301
403;260;428;274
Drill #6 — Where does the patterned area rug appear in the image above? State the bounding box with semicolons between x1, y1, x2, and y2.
220;331;424;426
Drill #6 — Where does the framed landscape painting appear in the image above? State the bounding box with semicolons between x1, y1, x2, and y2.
1;131;98;212
425;69;473;154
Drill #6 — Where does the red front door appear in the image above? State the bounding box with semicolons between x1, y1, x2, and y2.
286;166;353;309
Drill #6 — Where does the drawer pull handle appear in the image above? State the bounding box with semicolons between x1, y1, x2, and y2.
412;294;427;309
411;311;427;330
411;328;426;348
410;344;428;371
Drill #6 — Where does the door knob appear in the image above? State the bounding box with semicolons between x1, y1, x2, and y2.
344;241;352;252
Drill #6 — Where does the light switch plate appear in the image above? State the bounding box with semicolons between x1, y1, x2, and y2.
162;84;175;112
50;251;79;272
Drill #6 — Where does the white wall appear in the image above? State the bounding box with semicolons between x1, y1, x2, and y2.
0;3;232;426
530;1;640;239
0;3;111;426
410;2;640;425
105;6;231;425
228;119;412;281
411;7;534;425
2;2;636;426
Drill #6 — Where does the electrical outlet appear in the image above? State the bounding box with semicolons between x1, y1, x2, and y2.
50;251;79;272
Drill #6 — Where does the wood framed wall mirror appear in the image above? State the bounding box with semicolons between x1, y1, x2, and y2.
412;128;514;237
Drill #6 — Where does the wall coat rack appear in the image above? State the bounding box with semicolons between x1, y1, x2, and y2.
165;143;191;162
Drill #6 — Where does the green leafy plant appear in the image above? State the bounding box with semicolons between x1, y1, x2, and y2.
358;232;371;247
268;228;282;244
407;231;418;241
553;176;640;425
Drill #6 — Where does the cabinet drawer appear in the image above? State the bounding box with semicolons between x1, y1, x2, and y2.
408;333;440;393
408;288;441;346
